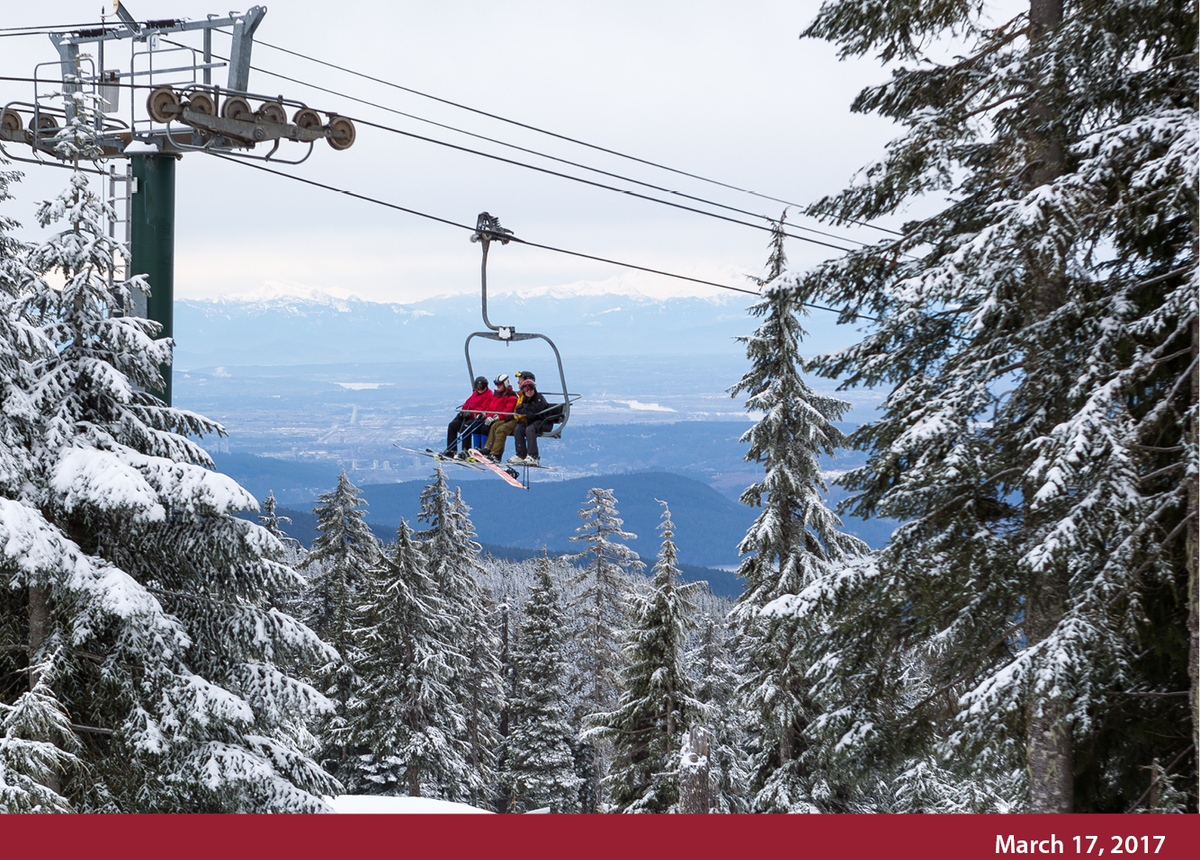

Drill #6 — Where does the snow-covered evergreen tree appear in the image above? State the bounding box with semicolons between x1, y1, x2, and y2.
889;746;1024;814
786;0;1198;812
0;155;76;813
501;553;581;813
0;154;42;491
304;471;378;643
567;487;642;810
0;99;337;811
417;466;502;807
589;501;703;813
303;471;378;780
258;491;298;548
729;219;868;812
688;611;750;813
258;491;306;616
338;520;465;796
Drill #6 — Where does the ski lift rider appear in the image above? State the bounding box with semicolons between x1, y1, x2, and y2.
480;373;518;460
509;374;552;467
444;376;491;459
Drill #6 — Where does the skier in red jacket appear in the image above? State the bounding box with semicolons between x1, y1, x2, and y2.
479;374;518;454
443;376;491;458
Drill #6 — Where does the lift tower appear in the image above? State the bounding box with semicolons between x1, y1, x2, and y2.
0;2;355;404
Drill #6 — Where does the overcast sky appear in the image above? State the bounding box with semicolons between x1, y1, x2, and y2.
3;1;906;303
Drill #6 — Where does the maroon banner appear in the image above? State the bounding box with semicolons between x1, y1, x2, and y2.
2;812;1197;859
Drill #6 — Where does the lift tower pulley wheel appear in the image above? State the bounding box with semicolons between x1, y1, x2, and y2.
293;108;322;129
256;101;287;124
147;86;180;123
327;117;356;151
188;92;216;117
220;96;253;122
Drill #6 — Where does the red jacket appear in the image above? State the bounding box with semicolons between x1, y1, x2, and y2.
487;387;518;420
459;389;492;416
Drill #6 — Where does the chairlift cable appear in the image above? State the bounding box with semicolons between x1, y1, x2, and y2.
212;51;877;250
347;114;860;255
247;34;904;238
0;78;882;320
0;23;107;36
155;38;868;254
1;25;902;238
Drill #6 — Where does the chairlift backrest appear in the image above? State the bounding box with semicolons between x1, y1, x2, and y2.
463;330;574;437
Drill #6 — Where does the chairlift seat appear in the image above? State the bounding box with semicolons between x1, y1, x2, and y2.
535;402;567;439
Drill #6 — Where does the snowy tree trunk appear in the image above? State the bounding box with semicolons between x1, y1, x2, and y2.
1025;574;1073;813
26;584;61;795
679;726;710;814
27;585;48;690
777;649;792;766
1189;324;1198;759
1022;0;1074;814
1028;0;1067;248
499;602;510;743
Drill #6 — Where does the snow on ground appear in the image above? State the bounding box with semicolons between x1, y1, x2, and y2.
327;795;494;814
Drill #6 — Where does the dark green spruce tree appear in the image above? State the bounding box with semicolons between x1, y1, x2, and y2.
786;0;1197;812
304;471;379;780
729;218;869;812
337;520;466;796
417;466;502;807
500;553;582;813
688;611;751;813
567;487;643;811
590;501;704;813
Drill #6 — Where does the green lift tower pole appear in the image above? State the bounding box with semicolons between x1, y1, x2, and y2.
130;153;176;405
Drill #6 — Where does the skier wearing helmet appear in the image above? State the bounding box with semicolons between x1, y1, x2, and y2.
443;375;491;458
482;371;530;461
510;373;551;467
477;374;516;456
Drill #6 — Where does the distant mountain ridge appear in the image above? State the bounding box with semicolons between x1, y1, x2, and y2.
227;464;753;597
353;471;751;570
263;506;743;599
211;444;896;563
173;288;854;370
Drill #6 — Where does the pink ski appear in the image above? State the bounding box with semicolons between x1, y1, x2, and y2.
467;449;527;489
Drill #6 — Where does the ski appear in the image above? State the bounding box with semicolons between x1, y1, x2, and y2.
467;448;527;489
392;443;487;472
500;459;561;472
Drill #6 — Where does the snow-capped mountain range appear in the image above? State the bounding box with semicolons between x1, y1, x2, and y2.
173;284;853;370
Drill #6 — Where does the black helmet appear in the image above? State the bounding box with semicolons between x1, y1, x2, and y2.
474;376;487;388
517;370;535;382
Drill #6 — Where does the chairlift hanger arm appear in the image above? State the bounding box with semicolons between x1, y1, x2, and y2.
468;211;513;332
